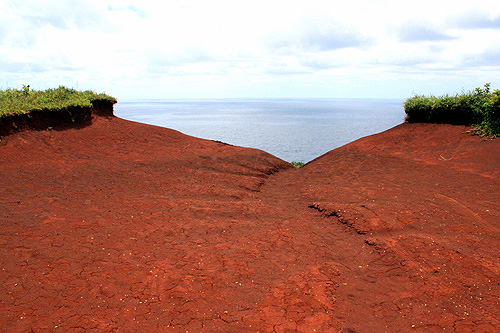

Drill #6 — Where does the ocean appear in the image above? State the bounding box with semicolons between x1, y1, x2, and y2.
114;98;406;162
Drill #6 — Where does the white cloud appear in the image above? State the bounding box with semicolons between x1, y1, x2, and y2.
1;0;499;98
397;21;455;42
265;17;367;52
450;10;500;29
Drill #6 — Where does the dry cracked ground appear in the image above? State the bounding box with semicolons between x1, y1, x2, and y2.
1;115;499;332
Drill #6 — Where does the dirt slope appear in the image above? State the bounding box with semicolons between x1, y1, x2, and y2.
300;123;499;331
0;117;498;332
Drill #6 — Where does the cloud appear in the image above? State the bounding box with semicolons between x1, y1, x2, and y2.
0;25;5;44
6;0;110;31
397;22;454;42
108;4;147;19
481;48;500;65
299;18;367;51
451;11;500;29
263;66;311;76
0;62;47;73
1;0;499;99
266;17;367;52
146;46;215;72
300;57;337;70
387;55;437;67
0;54;82;74
0;0;115;50
463;47;500;67
20;13;67;30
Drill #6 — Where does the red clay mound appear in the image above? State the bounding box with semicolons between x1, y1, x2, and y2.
301;123;500;331
1;115;498;332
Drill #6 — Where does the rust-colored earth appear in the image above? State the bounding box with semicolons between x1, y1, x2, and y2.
1;112;499;332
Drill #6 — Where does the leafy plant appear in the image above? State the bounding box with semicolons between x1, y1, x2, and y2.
404;84;499;137
291;161;305;168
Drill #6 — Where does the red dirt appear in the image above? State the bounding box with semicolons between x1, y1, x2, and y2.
0;114;499;332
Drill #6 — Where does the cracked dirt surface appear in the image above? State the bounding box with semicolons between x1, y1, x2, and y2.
1;116;499;332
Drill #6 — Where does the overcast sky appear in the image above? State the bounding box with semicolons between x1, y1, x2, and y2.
1;0;499;100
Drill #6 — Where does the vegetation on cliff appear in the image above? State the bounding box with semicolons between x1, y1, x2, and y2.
0;85;116;118
291;161;305;168
404;84;499;136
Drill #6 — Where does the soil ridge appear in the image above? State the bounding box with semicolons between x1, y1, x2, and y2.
0;99;115;138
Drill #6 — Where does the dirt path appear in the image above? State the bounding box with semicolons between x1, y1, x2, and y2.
1;117;499;332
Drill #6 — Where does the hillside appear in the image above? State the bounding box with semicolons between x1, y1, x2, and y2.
0;110;498;331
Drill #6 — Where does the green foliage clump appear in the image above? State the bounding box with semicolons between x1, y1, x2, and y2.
290;161;305;168
0;85;117;118
474;88;500;136
404;84;499;137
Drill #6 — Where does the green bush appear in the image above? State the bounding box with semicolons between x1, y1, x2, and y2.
474;89;500;136
290;161;305;168
0;85;116;118
404;84;499;136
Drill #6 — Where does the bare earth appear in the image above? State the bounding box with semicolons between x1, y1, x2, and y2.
1;114;499;332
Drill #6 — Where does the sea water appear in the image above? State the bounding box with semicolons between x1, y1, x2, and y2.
114;99;406;162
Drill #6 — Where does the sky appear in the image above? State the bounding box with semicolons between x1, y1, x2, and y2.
1;0;500;100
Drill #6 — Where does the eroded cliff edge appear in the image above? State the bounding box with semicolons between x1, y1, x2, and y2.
0;99;115;138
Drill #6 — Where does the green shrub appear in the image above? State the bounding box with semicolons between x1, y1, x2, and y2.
0;85;116;118
474;89;500;136
404;95;436;123
291;161;305;168
404;84;499;136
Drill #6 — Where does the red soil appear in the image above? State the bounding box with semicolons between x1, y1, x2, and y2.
1;114;498;332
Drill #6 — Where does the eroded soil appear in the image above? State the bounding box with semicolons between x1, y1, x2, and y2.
1;117;498;332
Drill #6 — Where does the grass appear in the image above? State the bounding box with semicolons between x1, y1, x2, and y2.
0;85;116;118
291;161;305;168
404;83;499;137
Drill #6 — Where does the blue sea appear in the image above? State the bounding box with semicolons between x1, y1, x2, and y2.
114;99;406;162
